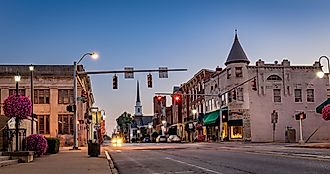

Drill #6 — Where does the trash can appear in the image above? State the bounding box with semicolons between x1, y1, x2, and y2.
285;127;296;143
88;140;100;157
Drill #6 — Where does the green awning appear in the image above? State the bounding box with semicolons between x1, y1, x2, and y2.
316;98;330;113
203;110;220;125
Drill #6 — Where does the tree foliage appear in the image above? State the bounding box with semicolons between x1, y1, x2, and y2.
116;112;133;133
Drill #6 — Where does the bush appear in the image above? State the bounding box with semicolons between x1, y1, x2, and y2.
46;137;60;154
26;134;48;156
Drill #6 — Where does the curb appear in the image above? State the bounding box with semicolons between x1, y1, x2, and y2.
105;151;119;174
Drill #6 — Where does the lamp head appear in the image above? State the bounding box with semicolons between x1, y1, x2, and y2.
90;52;99;59
15;74;21;82
317;71;325;78
162;120;166;124
192;109;197;114
29;64;34;71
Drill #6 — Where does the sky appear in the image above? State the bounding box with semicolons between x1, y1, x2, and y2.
1;0;330;135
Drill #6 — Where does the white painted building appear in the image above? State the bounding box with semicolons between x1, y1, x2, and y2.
204;33;330;142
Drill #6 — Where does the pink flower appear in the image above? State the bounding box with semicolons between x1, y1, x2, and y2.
321;104;330;121
3;95;32;119
26;134;48;156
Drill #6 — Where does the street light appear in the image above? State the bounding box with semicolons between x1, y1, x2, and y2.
317;56;330;79
192;109;197;120
72;52;99;150
29;64;34;134
14;72;21;151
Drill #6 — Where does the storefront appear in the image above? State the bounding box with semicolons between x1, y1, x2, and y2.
203;110;220;142
228;119;243;139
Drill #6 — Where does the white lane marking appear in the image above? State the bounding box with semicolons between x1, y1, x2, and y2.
165;157;222;174
116;150;121;152
152;171;193;174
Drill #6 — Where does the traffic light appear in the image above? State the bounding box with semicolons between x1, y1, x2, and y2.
157;96;162;101
251;78;257;91
66;105;76;112
222;113;228;122
295;112;306;120
147;73;152;88
231;89;236;100
174;95;181;103
113;74;118;89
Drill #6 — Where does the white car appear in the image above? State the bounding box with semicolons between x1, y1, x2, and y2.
167;135;181;143
156;135;167;143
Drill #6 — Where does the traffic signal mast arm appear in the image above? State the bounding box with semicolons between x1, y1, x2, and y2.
77;68;188;75
155;76;257;98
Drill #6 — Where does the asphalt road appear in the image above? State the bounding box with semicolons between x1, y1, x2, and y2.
106;143;330;174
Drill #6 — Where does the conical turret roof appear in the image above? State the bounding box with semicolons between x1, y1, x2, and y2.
225;32;250;66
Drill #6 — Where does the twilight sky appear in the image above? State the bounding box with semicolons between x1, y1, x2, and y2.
1;0;330;134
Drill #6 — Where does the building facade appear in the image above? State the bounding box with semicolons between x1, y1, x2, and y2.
0;65;94;147
204;33;330;142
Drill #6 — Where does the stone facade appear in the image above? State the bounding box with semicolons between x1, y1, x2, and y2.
0;65;94;147
204;33;330;142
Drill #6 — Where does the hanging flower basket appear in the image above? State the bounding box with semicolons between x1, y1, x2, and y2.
321;104;330;121
3;95;32;119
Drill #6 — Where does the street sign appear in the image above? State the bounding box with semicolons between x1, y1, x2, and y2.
159;67;168;78
124;67;134;79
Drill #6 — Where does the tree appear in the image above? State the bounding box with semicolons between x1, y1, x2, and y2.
116;112;133;134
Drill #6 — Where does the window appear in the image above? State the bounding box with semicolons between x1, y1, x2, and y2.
58;114;73;135
9;89;26;96
273;89;281;103
227;68;231;79
237;88;244;101
58;89;73;104
37;115;50;134
307;89;314;102
235;67;243;77
267;75;282;81
34;89;50;104
294;89;302;102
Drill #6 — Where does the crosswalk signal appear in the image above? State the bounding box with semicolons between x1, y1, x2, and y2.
252;78;257;91
147;73;152;88
113;74;118;89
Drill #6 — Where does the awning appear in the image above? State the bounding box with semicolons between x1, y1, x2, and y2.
203;110;220;125
316;98;330;113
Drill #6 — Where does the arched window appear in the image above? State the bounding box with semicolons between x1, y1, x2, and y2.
267;75;282;81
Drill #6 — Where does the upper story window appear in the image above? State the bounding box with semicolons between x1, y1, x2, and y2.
58;89;73;104
34;89;50;104
237;88;244;101
267;75;282;81
58;114;73;135
235;67;243;77
273;89;281;103
9;89;26;96
294;89;302;102
307;89;315;102
227;68;231;79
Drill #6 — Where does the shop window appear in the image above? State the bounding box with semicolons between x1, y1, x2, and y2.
9;89;26;96
307;89;314;102
58;114;73;135
230;126;243;139
235;67;243;77
273;89;281;103
37;115;50;134
294;89;302;102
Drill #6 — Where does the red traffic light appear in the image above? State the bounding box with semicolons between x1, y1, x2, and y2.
157;96;162;101
174;95;181;101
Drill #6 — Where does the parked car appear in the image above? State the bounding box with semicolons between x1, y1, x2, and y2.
142;137;151;143
156;135;167;143
167;135;181;143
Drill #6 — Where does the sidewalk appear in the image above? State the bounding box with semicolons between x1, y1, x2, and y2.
288;142;330;149
0;147;111;174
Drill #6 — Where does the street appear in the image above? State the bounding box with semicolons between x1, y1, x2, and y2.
106;143;330;174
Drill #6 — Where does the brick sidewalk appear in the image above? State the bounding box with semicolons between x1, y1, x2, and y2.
0;147;111;174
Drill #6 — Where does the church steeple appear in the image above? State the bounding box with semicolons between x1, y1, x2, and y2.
135;80;142;116
225;30;250;66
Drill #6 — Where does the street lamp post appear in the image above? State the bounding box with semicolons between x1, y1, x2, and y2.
29;65;34;134
73;52;98;150
14;73;21;151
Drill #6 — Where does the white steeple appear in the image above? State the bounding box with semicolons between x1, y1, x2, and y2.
135;80;143;116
